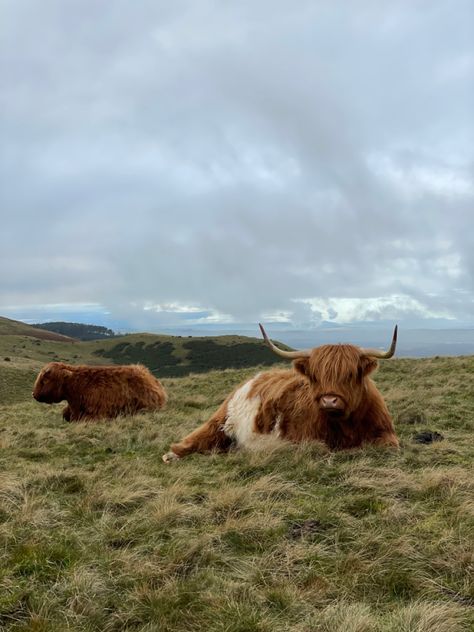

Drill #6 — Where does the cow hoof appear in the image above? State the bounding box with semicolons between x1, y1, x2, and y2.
162;451;180;463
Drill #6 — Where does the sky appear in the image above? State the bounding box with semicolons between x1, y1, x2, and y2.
1;0;473;333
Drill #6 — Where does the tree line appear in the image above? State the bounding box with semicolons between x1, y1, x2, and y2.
32;322;116;341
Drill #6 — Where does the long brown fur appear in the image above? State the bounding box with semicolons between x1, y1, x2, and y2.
164;343;398;461
33;362;167;421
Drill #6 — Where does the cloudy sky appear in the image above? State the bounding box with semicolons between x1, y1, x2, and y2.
1;0;473;332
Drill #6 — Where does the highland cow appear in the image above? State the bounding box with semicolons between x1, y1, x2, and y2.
33;362;167;421
163;325;398;461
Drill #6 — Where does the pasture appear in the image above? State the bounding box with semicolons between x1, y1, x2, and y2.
0;352;473;631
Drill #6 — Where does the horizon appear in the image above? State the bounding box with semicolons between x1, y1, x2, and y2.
13;314;474;359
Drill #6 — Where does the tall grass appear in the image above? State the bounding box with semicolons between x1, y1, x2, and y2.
0;358;473;630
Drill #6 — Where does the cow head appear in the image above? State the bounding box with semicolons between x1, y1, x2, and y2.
33;362;72;403
259;324;397;420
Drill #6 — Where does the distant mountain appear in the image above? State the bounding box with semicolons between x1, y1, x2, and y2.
32;321;116;341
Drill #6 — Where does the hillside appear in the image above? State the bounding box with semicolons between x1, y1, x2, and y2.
0;348;473;631
0;318;290;381
31;321;116;341
0;316;75;342
90;333;290;377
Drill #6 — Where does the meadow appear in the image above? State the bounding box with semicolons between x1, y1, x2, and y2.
0;328;473;631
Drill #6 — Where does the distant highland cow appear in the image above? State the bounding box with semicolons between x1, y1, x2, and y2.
163;325;398;461
33;362;167;421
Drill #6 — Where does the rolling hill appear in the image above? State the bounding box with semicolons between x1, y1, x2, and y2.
31;321;116;341
0;316;75;342
0;317;290;384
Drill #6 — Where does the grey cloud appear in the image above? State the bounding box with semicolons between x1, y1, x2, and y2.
1;1;473;327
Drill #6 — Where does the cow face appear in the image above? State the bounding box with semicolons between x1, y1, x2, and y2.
33;363;69;403
259;323;396;421
293;346;378;419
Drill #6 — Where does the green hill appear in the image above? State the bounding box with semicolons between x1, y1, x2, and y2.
0;316;75;342
31;321;116;341
92;333;289;377
0;346;473;630
0;317;290;381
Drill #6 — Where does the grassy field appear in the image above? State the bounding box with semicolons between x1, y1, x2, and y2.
0;343;473;630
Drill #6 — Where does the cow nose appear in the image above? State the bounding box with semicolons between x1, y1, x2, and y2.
320;395;344;410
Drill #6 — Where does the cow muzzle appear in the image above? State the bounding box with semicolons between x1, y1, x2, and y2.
319;395;346;417
33;391;54;403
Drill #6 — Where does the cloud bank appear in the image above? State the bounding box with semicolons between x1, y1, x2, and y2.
1;1;473;329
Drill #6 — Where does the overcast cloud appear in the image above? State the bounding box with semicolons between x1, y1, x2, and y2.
1;0;473;330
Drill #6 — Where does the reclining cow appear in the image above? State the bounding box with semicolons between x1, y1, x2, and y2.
33;362;167;421
163;325;399;461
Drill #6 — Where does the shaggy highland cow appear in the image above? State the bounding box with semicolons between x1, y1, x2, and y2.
33;362;167;421
163;325;398;461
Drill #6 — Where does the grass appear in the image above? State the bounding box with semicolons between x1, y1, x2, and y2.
0;349;473;630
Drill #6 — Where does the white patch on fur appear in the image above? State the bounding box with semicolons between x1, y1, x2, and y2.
223;377;261;447
273;413;283;437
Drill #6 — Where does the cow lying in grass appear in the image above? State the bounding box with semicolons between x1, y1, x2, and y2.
33;362;167;421
163;325;399;461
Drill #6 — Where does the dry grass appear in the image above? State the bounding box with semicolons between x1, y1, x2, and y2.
0;356;473;630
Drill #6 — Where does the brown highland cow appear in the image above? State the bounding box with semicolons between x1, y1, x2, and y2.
33;362;167;421
163;325;399;461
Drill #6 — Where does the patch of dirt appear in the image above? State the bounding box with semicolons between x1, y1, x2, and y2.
412;430;444;444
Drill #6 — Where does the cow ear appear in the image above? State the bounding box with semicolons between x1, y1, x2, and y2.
56;364;73;378
293;357;309;377
359;356;378;376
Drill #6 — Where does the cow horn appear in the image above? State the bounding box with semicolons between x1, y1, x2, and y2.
259;323;312;359
360;325;398;359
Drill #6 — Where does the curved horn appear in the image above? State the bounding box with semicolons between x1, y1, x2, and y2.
259;323;312;359
360;325;398;359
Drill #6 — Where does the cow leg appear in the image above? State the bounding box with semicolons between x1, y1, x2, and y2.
163;403;232;462
65;405;89;422
372;433;399;448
